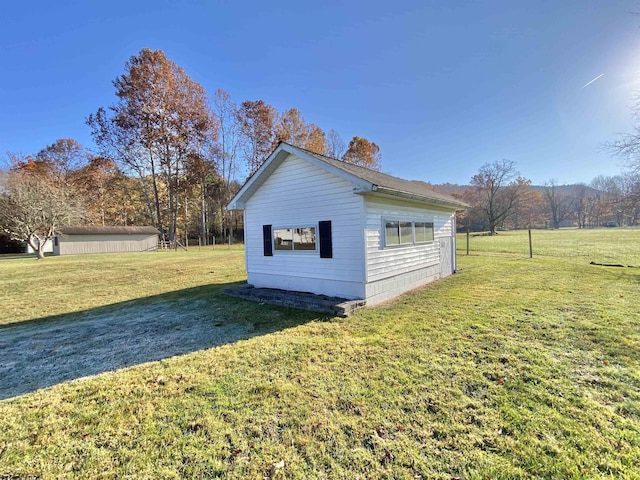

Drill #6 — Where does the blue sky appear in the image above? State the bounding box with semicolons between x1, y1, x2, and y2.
1;0;639;185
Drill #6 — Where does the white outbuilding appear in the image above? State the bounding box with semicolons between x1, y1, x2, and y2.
53;226;159;256
227;143;468;306
26;237;54;255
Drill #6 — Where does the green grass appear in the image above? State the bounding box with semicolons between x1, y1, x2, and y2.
458;227;640;265
1;231;640;478
0;245;247;326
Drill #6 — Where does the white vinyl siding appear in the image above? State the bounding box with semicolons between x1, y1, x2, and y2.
244;153;365;298
364;196;455;283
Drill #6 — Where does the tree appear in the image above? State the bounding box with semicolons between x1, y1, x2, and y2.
73;156;123;226
211;89;243;242
543;180;572;229
88;48;213;243
273;108;328;154
274;108;308;147
305;124;328;154
609;94;640;174
237;99;277;175
87;105;160;226
35;138;86;184
470;160;530;235
342;136;382;171
0;152;84;259
326;129;346;159
571;183;594;229
509;188;545;229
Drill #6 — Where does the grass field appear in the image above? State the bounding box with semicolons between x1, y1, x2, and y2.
458;227;640;265
0;245;247;326
1;229;639;478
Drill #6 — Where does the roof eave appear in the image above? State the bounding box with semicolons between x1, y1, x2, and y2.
364;186;469;210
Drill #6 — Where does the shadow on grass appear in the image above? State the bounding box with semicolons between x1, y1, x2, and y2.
0;283;332;401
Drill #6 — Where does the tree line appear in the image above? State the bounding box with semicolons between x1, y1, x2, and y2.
434;160;640;234
0;48;382;258
2;47;640;258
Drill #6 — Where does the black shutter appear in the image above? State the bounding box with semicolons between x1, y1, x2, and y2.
319;220;332;258
263;225;273;256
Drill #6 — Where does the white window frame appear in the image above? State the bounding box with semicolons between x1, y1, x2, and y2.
382;218;435;248
273;225;318;253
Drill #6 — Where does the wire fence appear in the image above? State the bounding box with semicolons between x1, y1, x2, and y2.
456;227;640;265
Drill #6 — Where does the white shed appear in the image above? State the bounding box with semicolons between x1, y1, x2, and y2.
228;143;468;306
53;226;159;256
26;237;54;255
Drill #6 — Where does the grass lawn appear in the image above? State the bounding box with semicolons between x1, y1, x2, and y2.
1;230;640;478
0;245;247;326
458;227;640;265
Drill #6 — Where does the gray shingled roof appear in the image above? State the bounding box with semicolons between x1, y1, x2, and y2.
57;226;159;236
288;143;468;208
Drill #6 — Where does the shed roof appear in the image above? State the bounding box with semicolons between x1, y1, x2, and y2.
57;226;159;236
228;142;468;210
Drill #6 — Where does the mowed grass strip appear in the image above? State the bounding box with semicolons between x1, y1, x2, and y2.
0;246;246;326
1;231;640;478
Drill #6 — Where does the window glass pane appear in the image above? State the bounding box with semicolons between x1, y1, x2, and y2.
293;227;316;250
400;222;413;244
415;222;434;242
385;221;399;245
425;222;434;241
273;228;293;250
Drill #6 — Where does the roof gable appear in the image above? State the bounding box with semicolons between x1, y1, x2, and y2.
228;142;468;210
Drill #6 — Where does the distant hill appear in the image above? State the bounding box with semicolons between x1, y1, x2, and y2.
528;184;599;196
428;183;468;196
430;183;600;197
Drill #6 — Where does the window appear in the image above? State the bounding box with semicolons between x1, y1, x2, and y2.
273;226;316;251
384;220;413;246
264;222;331;258
414;222;434;243
384;219;435;247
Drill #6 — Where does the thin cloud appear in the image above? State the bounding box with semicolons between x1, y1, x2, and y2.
582;73;604;89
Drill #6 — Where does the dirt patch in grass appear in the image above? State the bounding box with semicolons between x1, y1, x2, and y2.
0;295;255;400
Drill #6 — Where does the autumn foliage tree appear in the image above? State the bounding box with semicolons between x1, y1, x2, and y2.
237;99;277;175
273;108;328;154
0;145;85;259
0;48;390;247
342;136;382;171
88;48;214;243
73;156;127;226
